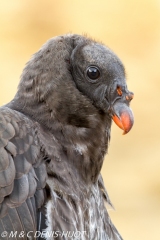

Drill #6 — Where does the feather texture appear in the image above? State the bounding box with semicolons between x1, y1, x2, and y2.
0;34;134;239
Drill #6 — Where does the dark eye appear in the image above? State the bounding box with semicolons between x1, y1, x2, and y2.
87;66;100;80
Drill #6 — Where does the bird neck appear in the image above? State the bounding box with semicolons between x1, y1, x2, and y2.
7;94;111;183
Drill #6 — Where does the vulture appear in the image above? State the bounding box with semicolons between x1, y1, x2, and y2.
0;34;134;240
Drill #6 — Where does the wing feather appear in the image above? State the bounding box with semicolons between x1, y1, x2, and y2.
5;141;17;157
34;163;47;189
1;214;17;240
0;107;47;238
16;201;35;238
0;182;14;203
0;154;15;187
8;208;24;238
9;175;29;204
28;169;38;198
26;198;37;232
0;147;10;171
0;220;8;240
14;155;32;179
1;122;15;140
0;201;8;218
35;190;45;209
30;197;37;228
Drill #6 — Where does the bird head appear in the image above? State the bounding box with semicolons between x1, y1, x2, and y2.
70;40;134;134
11;34;134;134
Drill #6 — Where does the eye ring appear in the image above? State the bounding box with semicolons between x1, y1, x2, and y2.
86;66;100;81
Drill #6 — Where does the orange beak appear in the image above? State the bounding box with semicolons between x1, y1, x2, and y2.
112;103;134;134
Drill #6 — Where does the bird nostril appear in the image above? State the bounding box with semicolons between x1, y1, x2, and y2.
117;86;123;96
126;93;134;101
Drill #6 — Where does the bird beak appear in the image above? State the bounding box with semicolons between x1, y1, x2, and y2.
112;102;134;135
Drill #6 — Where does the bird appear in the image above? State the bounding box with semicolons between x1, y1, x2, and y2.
0;34;134;240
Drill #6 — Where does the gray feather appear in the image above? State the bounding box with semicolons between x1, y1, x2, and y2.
1;214;17;240
5;141;17;157
14;155;32;179
0;220;8;240
0;201;8;218
26;198;37;231
28;169;37;197
0;154;15;187
35;189;45;209
0;182;14;203
8;208;24;237
0;147;9;172
9;174;29;204
0;136;7;148
34;163;47;189
1;122;15;140
17;201;35;238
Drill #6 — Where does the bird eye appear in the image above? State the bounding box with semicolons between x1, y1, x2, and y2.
87;66;100;80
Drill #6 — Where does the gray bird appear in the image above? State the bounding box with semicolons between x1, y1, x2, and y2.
0;34;134;240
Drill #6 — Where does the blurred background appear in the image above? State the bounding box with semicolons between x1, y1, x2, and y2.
0;0;160;239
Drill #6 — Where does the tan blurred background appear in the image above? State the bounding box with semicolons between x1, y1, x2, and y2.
0;0;160;239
